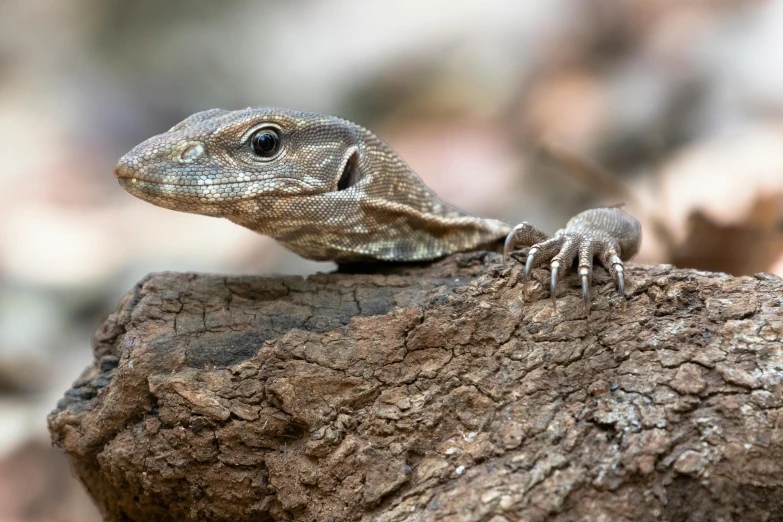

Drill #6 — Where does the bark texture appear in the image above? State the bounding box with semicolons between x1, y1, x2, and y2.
48;252;783;521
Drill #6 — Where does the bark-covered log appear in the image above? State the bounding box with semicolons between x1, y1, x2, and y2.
48;252;783;521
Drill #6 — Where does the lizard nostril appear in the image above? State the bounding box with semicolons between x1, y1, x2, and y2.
179;143;205;163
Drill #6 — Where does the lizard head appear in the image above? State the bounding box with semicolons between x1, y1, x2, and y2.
114;106;508;262
114;107;367;217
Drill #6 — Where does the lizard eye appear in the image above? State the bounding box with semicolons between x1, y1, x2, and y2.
250;129;280;157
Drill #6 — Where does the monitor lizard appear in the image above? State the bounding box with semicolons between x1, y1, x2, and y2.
114;107;641;315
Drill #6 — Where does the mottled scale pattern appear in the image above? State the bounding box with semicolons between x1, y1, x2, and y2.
115;107;510;262
114;107;641;284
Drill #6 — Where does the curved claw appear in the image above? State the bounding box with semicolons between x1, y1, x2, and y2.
524;248;537;284
580;268;591;317
523;248;537;300
550;261;560;312
503;232;517;266
616;265;625;311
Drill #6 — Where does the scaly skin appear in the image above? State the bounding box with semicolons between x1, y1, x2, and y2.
115;107;641;312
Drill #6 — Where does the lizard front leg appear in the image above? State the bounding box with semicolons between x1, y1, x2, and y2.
504;207;641;315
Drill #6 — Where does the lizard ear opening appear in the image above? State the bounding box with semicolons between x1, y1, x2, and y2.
337;149;360;191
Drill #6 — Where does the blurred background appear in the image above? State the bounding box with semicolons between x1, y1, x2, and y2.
2;0;783;519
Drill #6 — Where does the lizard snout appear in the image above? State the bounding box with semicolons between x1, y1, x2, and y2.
113;158;135;179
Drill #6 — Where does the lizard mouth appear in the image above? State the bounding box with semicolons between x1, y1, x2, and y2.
116;176;250;187
113;163;134;180
113;161;317;199
114;163;246;187
112;163;167;185
116;170;318;201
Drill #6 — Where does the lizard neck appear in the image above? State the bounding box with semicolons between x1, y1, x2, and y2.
230;193;510;263
230;131;511;262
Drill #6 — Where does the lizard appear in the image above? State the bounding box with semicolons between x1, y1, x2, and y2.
114;107;641;315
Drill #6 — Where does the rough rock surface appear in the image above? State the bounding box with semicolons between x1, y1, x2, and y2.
48;252;783;521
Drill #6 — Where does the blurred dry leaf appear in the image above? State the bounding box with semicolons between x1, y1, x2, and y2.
673;194;783;276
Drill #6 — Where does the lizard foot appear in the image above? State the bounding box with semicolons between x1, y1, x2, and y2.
503;208;640;316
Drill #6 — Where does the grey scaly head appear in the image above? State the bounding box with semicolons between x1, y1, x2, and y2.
114;107;509;263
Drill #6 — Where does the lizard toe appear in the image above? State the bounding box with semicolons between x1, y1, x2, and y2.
598;245;627;311
547;237;579;312
503;222;549;265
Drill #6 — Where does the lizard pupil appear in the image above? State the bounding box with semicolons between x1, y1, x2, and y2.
250;130;280;157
